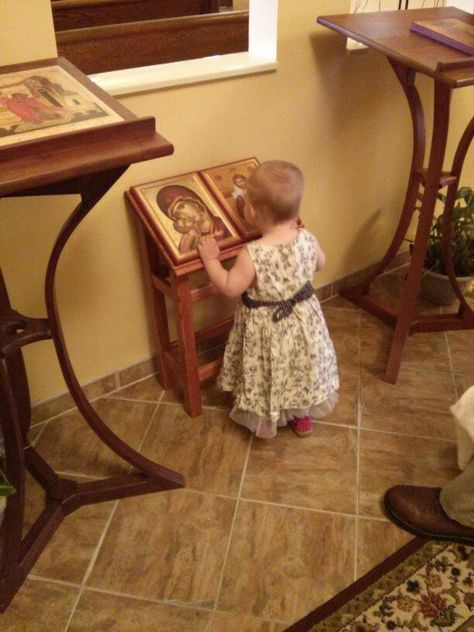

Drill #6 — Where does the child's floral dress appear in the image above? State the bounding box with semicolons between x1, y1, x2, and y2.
218;228;339;438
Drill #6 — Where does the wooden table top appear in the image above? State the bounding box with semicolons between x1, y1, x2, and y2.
0;120;173;196
0;57;174;196
317;7;474;88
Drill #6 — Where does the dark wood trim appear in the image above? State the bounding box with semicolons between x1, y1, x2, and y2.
286;537;427;631
56;11;249;74
52;0;221;31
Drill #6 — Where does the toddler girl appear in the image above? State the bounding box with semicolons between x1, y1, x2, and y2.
197;160;339;438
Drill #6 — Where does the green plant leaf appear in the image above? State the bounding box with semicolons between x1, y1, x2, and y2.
0;483;15;497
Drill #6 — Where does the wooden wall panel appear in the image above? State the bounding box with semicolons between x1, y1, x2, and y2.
56;12;249;73
52;0;221;31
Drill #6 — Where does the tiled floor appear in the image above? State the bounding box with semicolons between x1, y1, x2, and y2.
2;272;473;631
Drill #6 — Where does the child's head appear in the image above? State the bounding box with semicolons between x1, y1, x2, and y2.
247;160;303;224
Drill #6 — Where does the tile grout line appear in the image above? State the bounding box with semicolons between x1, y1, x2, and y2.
62;399;162;631
76;584;215;614
31;373;162;426
238;495;358;519
358;425;457;444
29;574;81;589
27;571;292;628
63;498;120;632
443;328;459;400
205;433;254;632
353;310;362;582
30;418;52;447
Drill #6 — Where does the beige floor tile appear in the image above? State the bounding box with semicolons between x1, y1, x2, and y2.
242;423;357;513
140;404;249;496
360;315;393;370
108;375;164;402
356;518;414;578
324;309;361;370
359;430;459;518
218;500;355;623
315;284;333;302
28;423;47;444
211;612;286;632
34;398;156;478
447;329;474;375
454;373;474;399
69;590;211;631
162;377;233;409
22;474;115;584
31;391;75;425
360;365;457;440
321;296;359;311
328;362;359;427
87;489;236;607
12;278;473;630
31;374;117;425
118;357;156;387
0;578;79;631
360;313;451;373
369;272;442;315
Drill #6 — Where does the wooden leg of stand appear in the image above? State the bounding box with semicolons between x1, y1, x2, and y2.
385;81;452;383
341;63;425;307
0;172;186;612
138;227;174;390
151;289;174;390
173;275;202;417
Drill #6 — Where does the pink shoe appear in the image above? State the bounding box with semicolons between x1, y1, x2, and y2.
290;416;313;437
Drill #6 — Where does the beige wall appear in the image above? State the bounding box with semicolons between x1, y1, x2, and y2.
0;1;472;403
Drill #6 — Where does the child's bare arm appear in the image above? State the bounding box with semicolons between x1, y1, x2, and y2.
198;236;255;297
314;236;326;271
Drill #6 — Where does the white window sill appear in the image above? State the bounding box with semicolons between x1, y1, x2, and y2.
89;0;278;96
90;51;278;97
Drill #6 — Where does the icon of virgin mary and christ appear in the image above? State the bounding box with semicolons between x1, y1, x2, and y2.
156;185;230;254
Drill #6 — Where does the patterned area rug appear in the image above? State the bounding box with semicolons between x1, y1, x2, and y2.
286;538;474;631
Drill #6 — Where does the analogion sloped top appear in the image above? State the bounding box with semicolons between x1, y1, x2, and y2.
317;7;474;88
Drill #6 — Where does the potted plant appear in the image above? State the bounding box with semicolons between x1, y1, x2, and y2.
418;186;474;305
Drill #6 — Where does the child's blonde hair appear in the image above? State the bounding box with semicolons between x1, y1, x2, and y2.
247;160;304;222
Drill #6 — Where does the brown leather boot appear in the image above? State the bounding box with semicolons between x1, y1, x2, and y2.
383;485;474;546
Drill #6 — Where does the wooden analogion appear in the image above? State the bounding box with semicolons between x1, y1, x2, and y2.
0;57;184;611
318;7;474;383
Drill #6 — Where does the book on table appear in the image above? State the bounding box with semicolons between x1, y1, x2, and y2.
410;18;474;57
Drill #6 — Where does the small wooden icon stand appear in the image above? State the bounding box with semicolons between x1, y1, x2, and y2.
318;7;474;383
0;57;185;612
126;158;260;417
129;209;241;418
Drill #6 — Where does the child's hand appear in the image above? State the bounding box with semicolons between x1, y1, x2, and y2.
198;235;220;263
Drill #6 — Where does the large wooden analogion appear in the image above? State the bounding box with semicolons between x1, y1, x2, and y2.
318;7;474;383
0;57;184;611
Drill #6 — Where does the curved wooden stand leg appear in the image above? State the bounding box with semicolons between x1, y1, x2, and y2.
339;60;468;382
385;81;452;382
342;61;426;301
0;272;62;611
0;168;185;612
439;116;474;317
45;168;183;485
